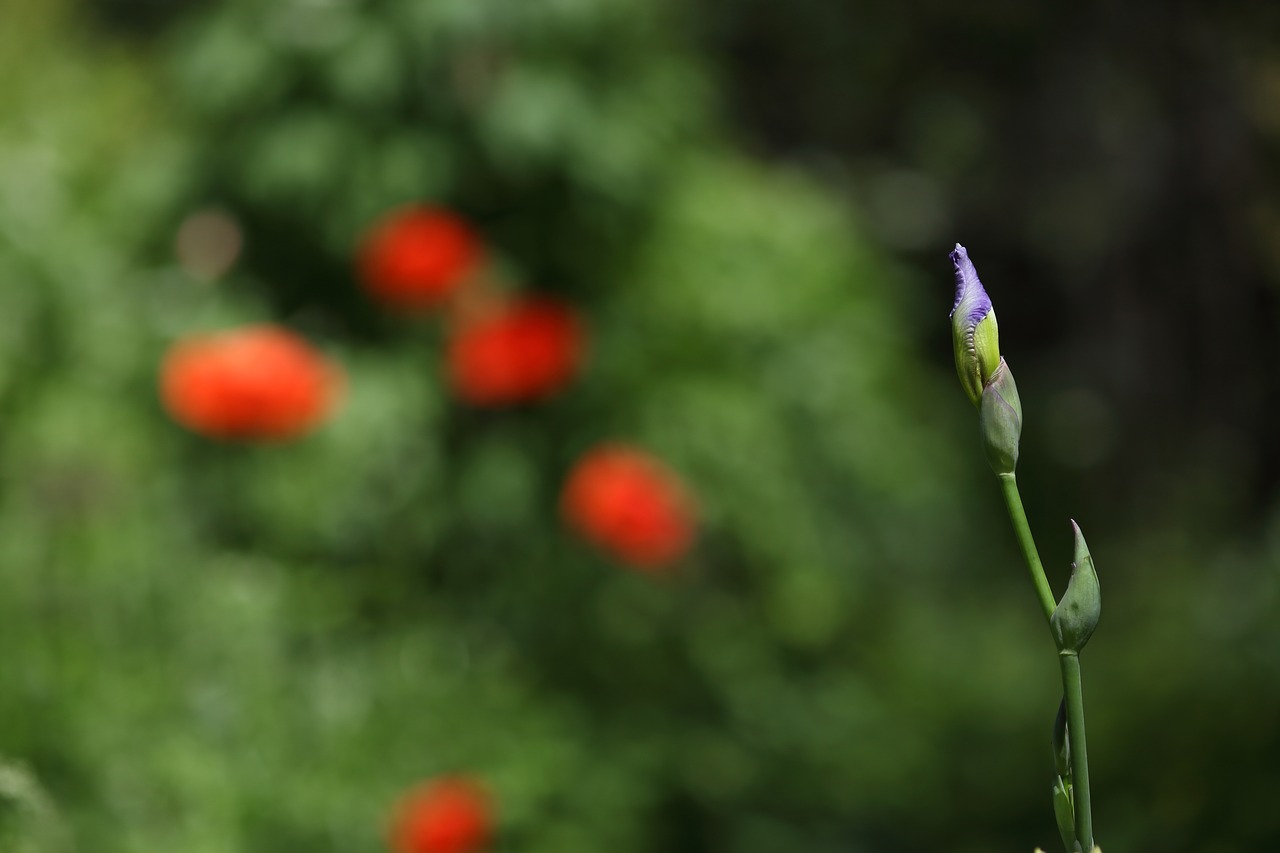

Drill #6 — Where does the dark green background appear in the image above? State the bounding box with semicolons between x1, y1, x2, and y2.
1;1;1278;850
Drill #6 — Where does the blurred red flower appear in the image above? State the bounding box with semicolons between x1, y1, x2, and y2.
358;206;484;311
388;777;492;853
159;325;341;441
446;297;584;405
561;444;697;569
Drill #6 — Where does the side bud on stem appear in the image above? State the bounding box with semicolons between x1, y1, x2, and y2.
1051;521;1102;654
1051;699;1077;852
1052;775;1077;853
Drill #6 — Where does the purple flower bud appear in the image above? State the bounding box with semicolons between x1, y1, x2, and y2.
950;244;1001;407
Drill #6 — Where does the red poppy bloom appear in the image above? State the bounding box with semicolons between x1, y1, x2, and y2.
159;325;341;441
358;206;484;311
561;444;697;569
446;297;584;405
388;778;492;853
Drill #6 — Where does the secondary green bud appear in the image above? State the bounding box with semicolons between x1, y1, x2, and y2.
1052;697;1071;778
950;244;1002;407
1050;521;1102;654
979;358;1022;475
1052;775;1077;853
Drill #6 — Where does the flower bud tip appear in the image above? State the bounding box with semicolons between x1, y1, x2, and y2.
1070;519;1090;567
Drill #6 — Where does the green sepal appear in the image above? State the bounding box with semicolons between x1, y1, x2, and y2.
1053;775;1077;853
1050;521;1102;654
973;311;1001;390
979;358;1022;475
953;309;1000;406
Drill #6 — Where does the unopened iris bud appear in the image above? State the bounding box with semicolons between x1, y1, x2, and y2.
979;358;1022;475
1050;521;1102;654
950;244;1001;407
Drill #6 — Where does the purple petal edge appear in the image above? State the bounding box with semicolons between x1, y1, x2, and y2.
950;243;992;326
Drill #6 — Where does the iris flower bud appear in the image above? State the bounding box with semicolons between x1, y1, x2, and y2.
1050;521;1102;654
950;244;1001;407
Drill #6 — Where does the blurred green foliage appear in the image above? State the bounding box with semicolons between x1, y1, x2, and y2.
2;1;1280;852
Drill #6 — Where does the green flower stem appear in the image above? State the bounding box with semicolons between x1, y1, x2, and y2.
996;473;1056;623
1059;652;1094;851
